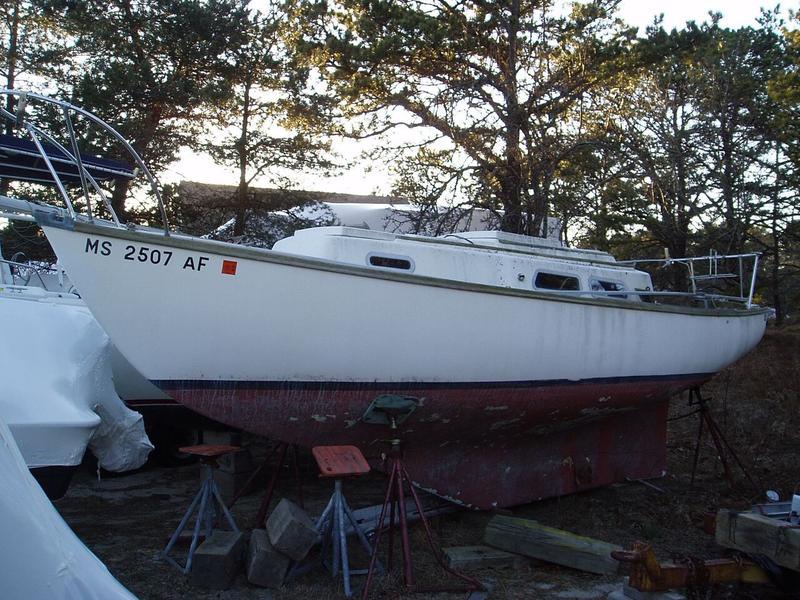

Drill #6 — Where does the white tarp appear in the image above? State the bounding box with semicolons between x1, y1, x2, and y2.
0;415;138;599
0;289;152;472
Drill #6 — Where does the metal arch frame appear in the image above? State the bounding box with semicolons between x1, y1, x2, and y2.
0;89;169;235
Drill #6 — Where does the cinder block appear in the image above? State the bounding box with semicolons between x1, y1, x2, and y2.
202;430;243;446
266;498;319;561
217;448;254;474
212;469;255;503
246;529;291;588
189;530;244;590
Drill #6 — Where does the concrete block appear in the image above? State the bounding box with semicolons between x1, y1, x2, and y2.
212;468;255;503
189;530;244;590
202;430;242;446
217;448;254;474
266;498;319;561
246;529;291;588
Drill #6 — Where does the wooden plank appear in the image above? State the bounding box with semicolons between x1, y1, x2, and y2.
483;515;621;575
715;509;800;571
443;545;525;570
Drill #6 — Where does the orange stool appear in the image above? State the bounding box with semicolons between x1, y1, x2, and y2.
291;445;381;597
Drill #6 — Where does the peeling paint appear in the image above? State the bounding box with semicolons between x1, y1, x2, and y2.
490;418;521;431
597;396;610;403
579;406;631;418
344;419;357;428
484;405;509;412
311;414;328;423
288;416;299;422
420;412;441;423
418;485;477;509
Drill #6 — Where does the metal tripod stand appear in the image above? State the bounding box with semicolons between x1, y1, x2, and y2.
360;403;484;599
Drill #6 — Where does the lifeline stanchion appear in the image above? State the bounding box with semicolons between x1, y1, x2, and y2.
360;413;484;599
159;444;241;574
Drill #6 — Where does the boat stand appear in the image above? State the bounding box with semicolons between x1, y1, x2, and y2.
289;445;381;597
227;441;304;528
159;445;241;574
360;405;484;599
687;388;760;494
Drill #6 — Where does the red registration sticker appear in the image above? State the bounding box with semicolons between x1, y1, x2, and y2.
221;260;238;275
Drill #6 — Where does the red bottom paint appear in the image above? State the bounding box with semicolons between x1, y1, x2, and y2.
157;375;708;508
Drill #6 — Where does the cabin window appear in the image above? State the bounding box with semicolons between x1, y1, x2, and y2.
590;279;628;298
368;254;413;271
534;271;580;291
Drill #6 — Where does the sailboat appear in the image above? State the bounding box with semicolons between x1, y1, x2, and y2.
0;90;769;508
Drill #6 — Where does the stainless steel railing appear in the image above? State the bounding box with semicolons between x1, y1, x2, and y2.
619;252;761;309
0;89;169;234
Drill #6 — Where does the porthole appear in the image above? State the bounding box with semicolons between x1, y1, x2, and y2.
534;272;580;291
368;254;413;271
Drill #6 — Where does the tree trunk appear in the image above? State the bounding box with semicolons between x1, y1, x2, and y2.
233;79;253;238
110;179;130;222
1;1;20;197
770;144;784;325
499;0;528;236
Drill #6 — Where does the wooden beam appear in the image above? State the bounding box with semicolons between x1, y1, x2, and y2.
716;509;800;571
443;545;525;570
484;515;621;575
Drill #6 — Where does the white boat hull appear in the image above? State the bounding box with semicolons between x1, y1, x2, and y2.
43;224;767;383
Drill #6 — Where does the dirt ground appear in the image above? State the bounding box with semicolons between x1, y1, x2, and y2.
55;326;800;600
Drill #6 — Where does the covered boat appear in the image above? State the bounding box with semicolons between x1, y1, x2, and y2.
0;415;136;599
0;90;770;508
0;246;153;498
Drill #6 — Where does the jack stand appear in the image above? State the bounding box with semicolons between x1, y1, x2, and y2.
227;441;304;528
361;413;484;599
160;445;241;574
688;388;760;494
314;446;382;597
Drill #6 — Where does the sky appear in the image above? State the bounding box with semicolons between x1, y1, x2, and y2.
166;1;788;197
618;0;775;31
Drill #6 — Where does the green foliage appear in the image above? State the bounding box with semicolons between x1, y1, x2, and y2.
0;0;70;93
34;0;252;219
0;221;57;265
1;1;799;316
201;6;337;236
286;0;635;235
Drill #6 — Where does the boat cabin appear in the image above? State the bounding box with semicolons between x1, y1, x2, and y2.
273;226;653;300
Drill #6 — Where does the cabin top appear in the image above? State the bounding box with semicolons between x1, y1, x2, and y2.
274;226;652;300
